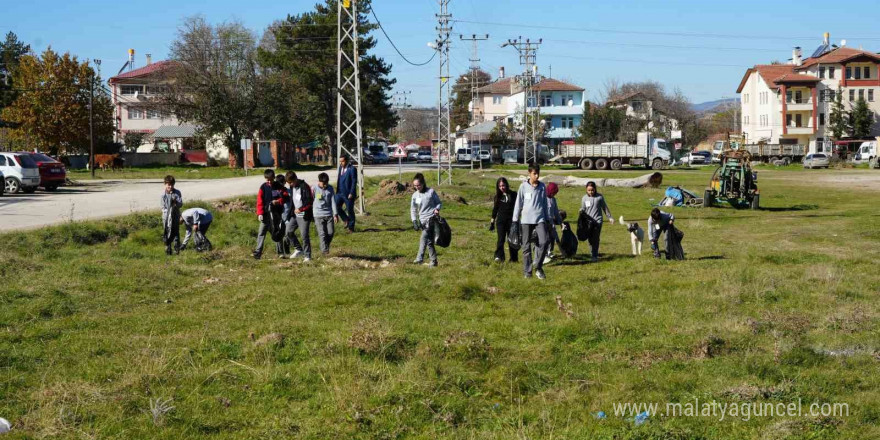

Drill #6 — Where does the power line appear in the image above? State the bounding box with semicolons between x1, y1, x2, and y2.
369;6;437;66
452;19;880;41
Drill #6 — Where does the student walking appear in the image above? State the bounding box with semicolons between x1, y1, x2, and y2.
161;175;183;255
336;155;358;232
273;175;290;257
490;177;518;263
410;173;442;267
312;172;340;255
544;182;562;263
180;207;213;251
285;171;314;262
579;181;614;262
512;164;550;279
252;169;286;260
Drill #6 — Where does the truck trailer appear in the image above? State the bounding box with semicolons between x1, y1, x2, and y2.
553;132;672;170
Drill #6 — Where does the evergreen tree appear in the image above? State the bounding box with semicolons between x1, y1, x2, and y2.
850;98;872;138
828;86;848;139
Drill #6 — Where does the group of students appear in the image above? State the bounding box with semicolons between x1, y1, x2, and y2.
488;163;679;280
161;175;214;255
162;160;679;272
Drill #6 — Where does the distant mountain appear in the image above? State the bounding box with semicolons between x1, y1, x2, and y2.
692;98;738;113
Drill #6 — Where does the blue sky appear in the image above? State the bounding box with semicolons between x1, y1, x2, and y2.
3;0;880;107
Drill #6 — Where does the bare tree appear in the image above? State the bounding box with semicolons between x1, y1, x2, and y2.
163;16;261;167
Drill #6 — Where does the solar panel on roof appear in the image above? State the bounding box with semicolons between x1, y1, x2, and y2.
810;44;831;59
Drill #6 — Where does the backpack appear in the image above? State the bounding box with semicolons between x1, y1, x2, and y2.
576;211;594;242
433;216;452;248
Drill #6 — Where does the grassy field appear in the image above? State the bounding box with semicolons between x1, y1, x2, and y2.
67;164;334;181
1;167;878;439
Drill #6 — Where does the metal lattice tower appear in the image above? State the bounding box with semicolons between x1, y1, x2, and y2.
460;34;488;170
502;37;542;164
337;0;366;213
434;0;453;185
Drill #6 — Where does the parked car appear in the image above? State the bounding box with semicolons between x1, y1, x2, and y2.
0;152;40;193
456;148;474;163
0;168;4;196
478;148;491;162
803;153;830;169
371;151;389;164
693;151;712;164
29;152;66;191
417;151;433;163
407;151;420;162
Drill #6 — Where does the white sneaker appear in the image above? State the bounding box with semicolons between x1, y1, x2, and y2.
303;257;311;263
278;254;287;259
543;256;552;264
291;250;302;259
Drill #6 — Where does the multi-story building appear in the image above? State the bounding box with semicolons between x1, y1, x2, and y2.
473;69;585;146
607;91;680;138
737;33;880;153
108;59;183;152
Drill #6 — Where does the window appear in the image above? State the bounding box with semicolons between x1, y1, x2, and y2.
120;85;144;96
846;66;852;79
819;113;825;126
859;89;865;101
827;89;835;101
128;108;144;119
144;85;165;95
744;115;749;125
492;95;502;105
855;66;862;80
865;66;871;79
147;109;163;119
743;94;749;104
786;114;792;126
819;67;825;79
786;90;792;102
870;90;875;102
0;155;6;166
829;67;835;79
567;117;575;128
541;95;552;106
850;89;855;101
632;101;644;112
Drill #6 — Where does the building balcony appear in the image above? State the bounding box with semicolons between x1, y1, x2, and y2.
786;125;814;135
785;98;813;111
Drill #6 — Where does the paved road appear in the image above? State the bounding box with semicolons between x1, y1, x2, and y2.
0;164;442;232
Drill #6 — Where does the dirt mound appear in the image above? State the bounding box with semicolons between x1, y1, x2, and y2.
369;179;467;204
213;199;249;213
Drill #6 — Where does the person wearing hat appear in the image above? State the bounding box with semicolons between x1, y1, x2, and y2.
544;182;562;263
579;181;614;262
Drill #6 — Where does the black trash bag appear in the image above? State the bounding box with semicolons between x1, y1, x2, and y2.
269;209;286;242
666;225;685;260
507;222;522;250
433;216;452;248
559;222;578;257
576;211;594;242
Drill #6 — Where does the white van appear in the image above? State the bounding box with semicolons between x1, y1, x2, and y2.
853;141;877;164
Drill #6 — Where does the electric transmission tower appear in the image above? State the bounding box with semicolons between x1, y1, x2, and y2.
336;0;366;213
502;37;542;164
433;0;453;185
460;33;488;170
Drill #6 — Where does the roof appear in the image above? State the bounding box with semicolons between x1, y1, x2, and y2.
773;73;820;84
152;124;196;138
532;78;584;92
797;47;880;69
463;120;498;135
607;91;648;104
737;64;810;93
109;60;175;82
476;77;514;94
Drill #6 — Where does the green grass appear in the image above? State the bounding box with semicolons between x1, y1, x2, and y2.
1;167;879;439
68;164;334;180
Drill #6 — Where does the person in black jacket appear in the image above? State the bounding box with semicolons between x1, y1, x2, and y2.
490;177;518;263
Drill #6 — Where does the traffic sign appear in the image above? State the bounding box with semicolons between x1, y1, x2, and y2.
391;145;407;158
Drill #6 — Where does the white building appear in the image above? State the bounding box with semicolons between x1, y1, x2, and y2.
472;69;585;147
737;33;880;153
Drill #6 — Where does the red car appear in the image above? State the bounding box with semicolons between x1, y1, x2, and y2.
29;152;66;191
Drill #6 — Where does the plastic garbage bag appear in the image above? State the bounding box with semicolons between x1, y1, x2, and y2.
666;225;685;260
576;211;594;242
433;216;452;248
559;222;578;257
507;222;522;250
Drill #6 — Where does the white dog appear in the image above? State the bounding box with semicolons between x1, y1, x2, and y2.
619;216;644;256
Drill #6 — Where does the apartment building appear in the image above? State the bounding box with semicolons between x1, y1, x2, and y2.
737;33;880;152
473;68;585;146
108;59;180;151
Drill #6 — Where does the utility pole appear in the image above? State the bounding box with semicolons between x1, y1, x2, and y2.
502;37;542;164
460;33;489;171
433;0;452;185
336;0;366;214
89;60;96;178
392;90;411;144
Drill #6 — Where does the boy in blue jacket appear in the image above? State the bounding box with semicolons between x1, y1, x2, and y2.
336;155;358;232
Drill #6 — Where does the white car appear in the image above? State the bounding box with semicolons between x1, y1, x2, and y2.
0;152;41;193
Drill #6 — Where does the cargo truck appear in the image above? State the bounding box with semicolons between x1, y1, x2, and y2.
553;132;672;170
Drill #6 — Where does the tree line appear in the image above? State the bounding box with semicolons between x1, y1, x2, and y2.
0;0;397;163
